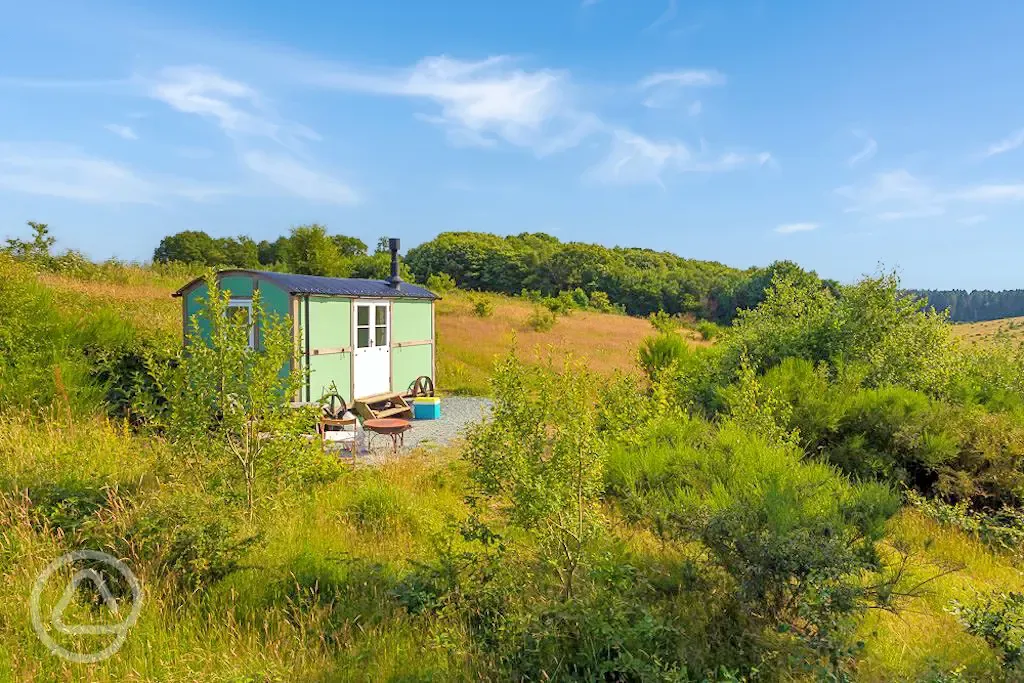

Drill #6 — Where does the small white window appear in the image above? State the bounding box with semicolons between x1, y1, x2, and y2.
226;298;255;349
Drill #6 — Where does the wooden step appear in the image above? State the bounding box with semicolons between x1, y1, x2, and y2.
353;392;412;420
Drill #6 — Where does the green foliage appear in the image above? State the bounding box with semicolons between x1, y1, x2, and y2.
147;272;318;517
85;488;259;595
3;221;56;265
346;477;417;533
283;224;349;276
527;306;556;332
949;592;1024;675
696;320;722;340
648;310;676;333
426;271;457;294
465;350;604;601
587;289;613;312
405;231;824;322
472;297;494;318
638;332;688;382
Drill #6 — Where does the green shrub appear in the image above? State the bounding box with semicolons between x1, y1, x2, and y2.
949;592;1024;676
472;297;495;318
82;489;259;595
588;290;613;312
426;271;456;294
696;320;722;341
648;310;676;333
527;306;557;332
637;332;687;381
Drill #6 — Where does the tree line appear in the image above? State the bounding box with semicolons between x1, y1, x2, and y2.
913;289;1024;323
153;227;837;322
153;226;411;281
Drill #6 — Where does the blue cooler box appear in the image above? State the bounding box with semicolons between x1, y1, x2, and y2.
413;397;441;420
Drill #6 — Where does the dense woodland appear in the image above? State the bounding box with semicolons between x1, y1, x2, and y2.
913;289;1024;323
153;225;833;323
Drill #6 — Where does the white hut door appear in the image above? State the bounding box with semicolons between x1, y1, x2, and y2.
353;301;391;398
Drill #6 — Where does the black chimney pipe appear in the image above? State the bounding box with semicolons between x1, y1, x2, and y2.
387;237;402;289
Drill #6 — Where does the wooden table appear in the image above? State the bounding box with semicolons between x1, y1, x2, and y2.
363;418;412;456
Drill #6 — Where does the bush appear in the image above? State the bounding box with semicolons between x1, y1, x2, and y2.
83;489;259;595
648;310;676;333
527;306;557;332
588;290;613;312
949;592;1024;676
426;272;456;294
472;297;495;318
638;332;687;382
696;320;722;341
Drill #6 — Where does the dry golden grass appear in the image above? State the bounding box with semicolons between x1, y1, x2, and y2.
952;316;1024;347
437;291;707;394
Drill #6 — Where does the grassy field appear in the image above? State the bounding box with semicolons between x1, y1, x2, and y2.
5;264;1024;681
953;316;1024;346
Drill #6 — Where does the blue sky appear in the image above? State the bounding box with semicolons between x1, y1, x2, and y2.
3;0;1024;289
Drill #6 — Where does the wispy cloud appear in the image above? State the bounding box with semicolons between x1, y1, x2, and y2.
147;66;319;147
0;143;228;204
984;129;1024;158
646;0;678;32
307;56;589;155
639;70;724;109
639;70;726;89
775;222;819;234
242;151;359;205
104;123;138;140
837;169;1024;221
587;129;770;186
847;130;877;167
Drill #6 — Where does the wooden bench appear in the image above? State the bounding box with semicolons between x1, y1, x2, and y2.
353;392;413;421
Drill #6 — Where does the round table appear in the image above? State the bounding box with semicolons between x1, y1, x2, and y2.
363;418;412;455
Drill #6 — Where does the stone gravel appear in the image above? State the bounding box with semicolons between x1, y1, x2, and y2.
343;396;493;465
402;396;493;449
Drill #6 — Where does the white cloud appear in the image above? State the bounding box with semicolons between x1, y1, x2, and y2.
148;66;318;146
587;129;770;186
639;70;726;89
837;169;1024;221
242;150;359;205
309;56;587;155
775;222;819;234
0;143;228;204
847;130;877;167
640;70;725;109
984;129;1024;158
104;124;138;140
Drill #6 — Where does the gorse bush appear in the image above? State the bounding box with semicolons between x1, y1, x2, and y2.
426;271;456;294
638;331;688;382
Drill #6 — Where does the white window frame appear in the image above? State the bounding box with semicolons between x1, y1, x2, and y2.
226;297;256;349
354;301;390;350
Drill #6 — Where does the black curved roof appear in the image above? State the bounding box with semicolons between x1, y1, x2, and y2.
173;270;438;300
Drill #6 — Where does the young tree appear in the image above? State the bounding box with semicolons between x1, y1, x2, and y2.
465;349;605;601
149;273;314;518
4;221;56;264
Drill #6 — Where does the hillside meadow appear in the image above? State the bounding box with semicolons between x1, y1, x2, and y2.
2;249;1024;681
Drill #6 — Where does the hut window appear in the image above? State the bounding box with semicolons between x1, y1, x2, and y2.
374;305;388;346
226;298;255;349
355;302;389;349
